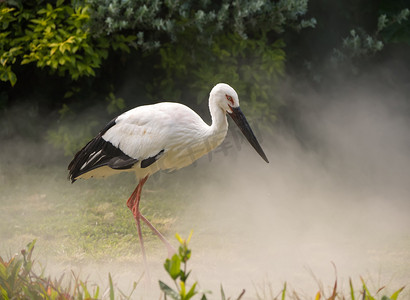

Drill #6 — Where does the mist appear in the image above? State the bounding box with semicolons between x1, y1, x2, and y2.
183;89;410;298
1;60;410;299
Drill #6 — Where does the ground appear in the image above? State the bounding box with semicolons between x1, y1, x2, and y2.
1;128;409;298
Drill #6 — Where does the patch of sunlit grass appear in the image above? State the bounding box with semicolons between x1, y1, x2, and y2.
0;163;185;261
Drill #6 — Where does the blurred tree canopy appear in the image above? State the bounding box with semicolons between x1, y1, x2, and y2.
0;0;315;107
0;0;409;154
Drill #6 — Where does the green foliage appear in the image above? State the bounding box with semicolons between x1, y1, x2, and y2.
106;92;126;115
358;277;405;300
86;0;314;126
254;277;405;300
0;1;135;86
332;8;409;67
47;115;100;156
47;91;125;156
85;0;314;128
87;0;316;45
300;5;410;86
160;231;203;300
2;0;317;135
0;240;128;300
150;32;286;127
46;103;100;156
0;239;406;300
160;232;246;300
379;8;410;44
48;29;287;156
1;0;314;154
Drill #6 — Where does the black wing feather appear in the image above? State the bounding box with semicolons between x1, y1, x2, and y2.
68;118;138;182
141;149;165;168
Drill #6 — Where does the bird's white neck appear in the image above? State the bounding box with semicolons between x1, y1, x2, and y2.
207;101;229;150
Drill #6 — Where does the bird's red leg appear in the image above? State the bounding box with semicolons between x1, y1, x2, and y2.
130;176;148;219
127;176;150;276
126;185;139;211
128;176;175;262
140;214;175;257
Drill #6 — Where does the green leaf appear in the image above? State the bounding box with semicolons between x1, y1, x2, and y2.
164;254;181;280
390;286;405;300
220;284;226;300
180;280;186;297
175;233;184;244
0;71;9;82
281;282;287;300
0;285;9;300
185;282;197;300
180;270;191;283
51;60;58;69
378;14;388;31
50;47;58;56
186;230;193;243
349;278;355;300
93;286;100;299
80;282;91;298
361;278;376;300
159;280;180;300
0;261;7;279
108;273;115;300
7;69;17;86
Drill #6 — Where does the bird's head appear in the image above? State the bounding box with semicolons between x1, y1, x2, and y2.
210;83;269;163
210;83;240;114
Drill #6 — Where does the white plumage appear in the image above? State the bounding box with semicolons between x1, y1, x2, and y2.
110;103;226;175
68;83;268;271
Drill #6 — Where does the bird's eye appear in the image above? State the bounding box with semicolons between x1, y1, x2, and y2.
225;95;234;106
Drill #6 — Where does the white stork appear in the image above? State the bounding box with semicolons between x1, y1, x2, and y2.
68;83;269;269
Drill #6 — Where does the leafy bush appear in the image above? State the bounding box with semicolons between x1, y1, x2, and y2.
1;0;315;87
332;8;410;66
87;0;316;44
87;0;315;126
0;0;135;86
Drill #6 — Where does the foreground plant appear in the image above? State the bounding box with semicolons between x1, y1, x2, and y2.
159;231;245;300
0;239;406;299
254;275;405;300
0;240;137;300
355;277;405;300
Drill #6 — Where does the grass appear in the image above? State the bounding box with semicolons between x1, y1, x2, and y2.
0;240;141;299
1;142;409;299
0;239;406;300
0;159;188;261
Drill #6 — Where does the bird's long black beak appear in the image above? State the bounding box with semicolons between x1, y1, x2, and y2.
228;106;269;163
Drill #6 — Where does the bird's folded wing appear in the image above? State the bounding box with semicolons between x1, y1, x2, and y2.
102;105;171;160
68;118;139;182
